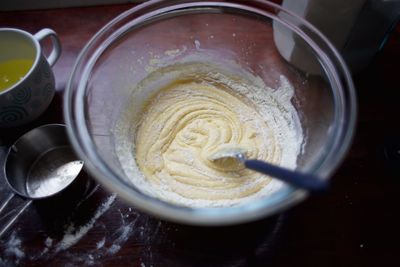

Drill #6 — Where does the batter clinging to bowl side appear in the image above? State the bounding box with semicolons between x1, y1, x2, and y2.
117;62;303;207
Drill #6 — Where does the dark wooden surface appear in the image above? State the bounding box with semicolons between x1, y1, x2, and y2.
1;3;400;267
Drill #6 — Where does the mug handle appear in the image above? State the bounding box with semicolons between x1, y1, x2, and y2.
34;28;61;67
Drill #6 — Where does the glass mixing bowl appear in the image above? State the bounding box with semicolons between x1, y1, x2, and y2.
64;0;356;225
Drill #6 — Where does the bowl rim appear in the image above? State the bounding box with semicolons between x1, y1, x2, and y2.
64;0;356;226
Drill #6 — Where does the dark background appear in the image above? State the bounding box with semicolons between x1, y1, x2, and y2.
0;3;400;267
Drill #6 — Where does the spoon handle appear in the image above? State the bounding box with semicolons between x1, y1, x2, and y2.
244;159;329;192
0;198;32;238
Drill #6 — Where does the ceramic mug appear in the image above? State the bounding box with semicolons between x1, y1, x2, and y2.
0;28;61;128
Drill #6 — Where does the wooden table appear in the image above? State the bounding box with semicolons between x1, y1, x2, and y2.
1;3;399;267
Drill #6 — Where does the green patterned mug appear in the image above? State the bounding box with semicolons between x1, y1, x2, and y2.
0;28;61;128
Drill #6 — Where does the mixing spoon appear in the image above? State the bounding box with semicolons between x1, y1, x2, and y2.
209;147;329;193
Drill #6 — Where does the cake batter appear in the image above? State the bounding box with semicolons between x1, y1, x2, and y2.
116;62;303;207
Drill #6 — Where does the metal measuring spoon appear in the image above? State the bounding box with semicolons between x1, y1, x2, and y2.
0;124;84;238
209;146;329;193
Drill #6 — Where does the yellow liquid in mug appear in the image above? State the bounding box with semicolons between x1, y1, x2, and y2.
0;59;33;92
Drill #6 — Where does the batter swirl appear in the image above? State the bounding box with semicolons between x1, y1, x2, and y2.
116;62;303;207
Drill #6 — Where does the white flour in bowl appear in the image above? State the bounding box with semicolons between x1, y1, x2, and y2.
114;60;303;208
